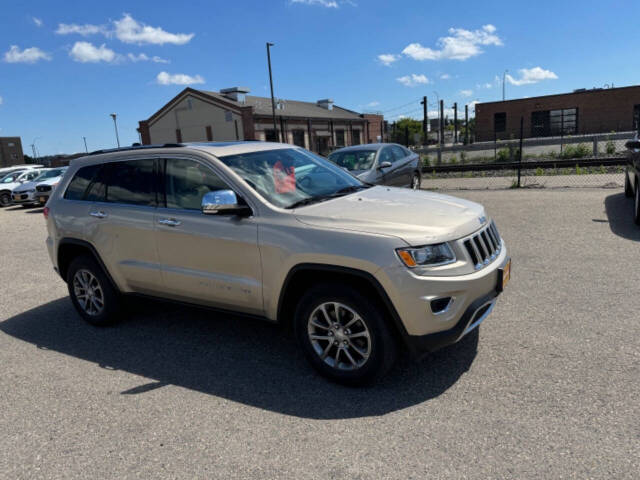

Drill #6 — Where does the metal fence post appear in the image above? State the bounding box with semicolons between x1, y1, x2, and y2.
593;137;598;157
517;116;524;188
494;129;497;162
405;125;409;147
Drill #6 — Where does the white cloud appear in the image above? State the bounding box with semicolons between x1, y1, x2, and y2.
56;22;108;36
127;53;169;63
4;45;51;63
440;73;451;79
402;24;502;61
290;0;339;7
396;74;429;87
32;17;43;27
0;96;3;105
114;14;194;45
365;101;380;107
156;71;204;85
460;89;473;97
70;42;117;63
506;67;558;86
377;53;399;66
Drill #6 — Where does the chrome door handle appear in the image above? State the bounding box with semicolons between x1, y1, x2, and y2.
89;211;107;218
158;218;182;227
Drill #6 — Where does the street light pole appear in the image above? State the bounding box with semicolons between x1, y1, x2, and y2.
110;113;120;148
502;69;508;101
266;42;279;142
433;91;440;144
32;137;41;160
83;136;88;153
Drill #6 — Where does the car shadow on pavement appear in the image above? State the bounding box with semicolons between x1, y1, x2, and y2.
0;297;478;419
604;192;640;242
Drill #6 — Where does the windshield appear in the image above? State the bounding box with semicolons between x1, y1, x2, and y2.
1;173;22;183
35;168;65;181
328;150;377;171
218;147;364;208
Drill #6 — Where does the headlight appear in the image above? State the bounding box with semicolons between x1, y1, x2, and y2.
396;243;456;268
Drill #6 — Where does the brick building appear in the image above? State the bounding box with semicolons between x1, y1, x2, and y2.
138;87;385;156
475;84;640;142
0;137;24;167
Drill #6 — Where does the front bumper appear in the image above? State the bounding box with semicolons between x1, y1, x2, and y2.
376;244;509;358
11;191;36;204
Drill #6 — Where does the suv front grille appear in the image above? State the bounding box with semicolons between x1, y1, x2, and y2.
36;185;52;193
463;221;502;270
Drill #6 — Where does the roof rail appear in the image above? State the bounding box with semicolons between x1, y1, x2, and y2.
87;143;184;156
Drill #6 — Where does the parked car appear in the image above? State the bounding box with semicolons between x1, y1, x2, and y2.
0;164;43;178
328;143;422;189
625;137;640;225
45;142;510;385
32;167;68;206
0;169;43;207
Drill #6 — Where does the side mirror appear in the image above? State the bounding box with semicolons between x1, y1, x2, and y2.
201;190;252;217
378;161;392;170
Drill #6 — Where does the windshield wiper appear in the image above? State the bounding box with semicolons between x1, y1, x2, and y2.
286;185;370;209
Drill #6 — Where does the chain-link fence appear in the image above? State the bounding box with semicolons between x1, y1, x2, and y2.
416;131;632;190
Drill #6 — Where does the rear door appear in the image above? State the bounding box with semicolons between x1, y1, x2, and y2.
377;146;398;186
84;158;163;295
390;145;414;187
154;156;262;315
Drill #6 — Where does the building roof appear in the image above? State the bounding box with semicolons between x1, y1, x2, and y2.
478;84;640;106
198;89;363;120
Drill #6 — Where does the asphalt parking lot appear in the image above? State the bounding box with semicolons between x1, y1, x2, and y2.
1;188;639;479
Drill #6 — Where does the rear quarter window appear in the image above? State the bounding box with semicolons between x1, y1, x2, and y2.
64;164;102;201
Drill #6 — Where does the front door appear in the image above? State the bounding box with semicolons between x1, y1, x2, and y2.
316;137;330;156
154;157;263;315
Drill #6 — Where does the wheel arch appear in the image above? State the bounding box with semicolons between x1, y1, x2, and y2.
276;263;411;349
57;238;118;290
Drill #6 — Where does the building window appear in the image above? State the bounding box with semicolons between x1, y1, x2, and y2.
335;129;345;146
265;129;278;142
292;130;305;147
494;112;506;133
352;129;361;145
633;105;640;132
176;129;182;143
8;142;15;147
206;125;213;141
531;108;578;137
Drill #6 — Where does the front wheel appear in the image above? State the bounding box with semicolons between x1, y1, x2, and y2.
411;172;421;190
294;284;397;386
0;192;11;207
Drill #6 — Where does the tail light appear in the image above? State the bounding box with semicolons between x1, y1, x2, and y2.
43;206;49;219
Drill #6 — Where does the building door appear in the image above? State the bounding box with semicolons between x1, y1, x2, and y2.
316;136;330;156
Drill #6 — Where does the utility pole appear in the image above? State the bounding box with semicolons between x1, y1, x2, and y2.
439;99;444;146
420;96;428;145
433;91;440;144
83;136;88;153
110;113;120;148
453;102;458;144
31;144;37;159
464;104;469;145
266;42;279;142
502;69;508;101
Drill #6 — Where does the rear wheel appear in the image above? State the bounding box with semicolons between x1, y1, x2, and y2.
0;192;10;207
67;254;122;326
625;170;633;197
411;172;421;190
294;283;396;385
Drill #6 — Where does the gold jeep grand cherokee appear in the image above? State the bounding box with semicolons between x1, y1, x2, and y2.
44;142;510;385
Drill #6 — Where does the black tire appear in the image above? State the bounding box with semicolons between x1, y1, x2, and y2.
0;192;10;207
66;254;123;326
411;171;421;190
625;170;633;198
294;283;397;386
634;178;640;226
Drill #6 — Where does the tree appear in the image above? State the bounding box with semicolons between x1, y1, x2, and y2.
390;118;423;145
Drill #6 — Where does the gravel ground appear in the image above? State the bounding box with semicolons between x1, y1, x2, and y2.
422;173;624;190
0;189;639;479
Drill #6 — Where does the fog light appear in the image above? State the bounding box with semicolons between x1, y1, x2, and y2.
430;297;452;314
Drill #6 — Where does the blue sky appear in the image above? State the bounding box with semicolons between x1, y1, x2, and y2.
1;0;638;155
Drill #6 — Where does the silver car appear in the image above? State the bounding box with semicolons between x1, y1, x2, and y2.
0;169;43;207
44;142;510;385
12;167;67;207
328;143;422;189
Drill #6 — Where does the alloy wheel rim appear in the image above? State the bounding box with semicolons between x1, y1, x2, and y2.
73;269;104;316
307;302;371;370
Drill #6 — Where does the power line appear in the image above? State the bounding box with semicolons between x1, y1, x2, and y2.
381;98;422;114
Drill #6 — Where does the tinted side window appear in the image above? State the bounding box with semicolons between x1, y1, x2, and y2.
390;145;407;161
64;165;101;200
379;147;394;164
164;158;229;210
106;159;156;206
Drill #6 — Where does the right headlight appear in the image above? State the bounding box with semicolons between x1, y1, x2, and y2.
396;243;456;268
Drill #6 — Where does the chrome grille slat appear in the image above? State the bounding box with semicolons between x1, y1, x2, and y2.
462;221;502;270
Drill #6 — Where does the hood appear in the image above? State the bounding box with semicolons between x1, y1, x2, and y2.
14;181;38;192
294;186;486;245
36;176;63;187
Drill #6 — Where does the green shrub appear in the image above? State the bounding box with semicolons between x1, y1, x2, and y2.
460;151;467;164
496;148;510;162
605;140;616;155
535;167;544;176
449;154;458;164
561;144;591;159
422;156;431;167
